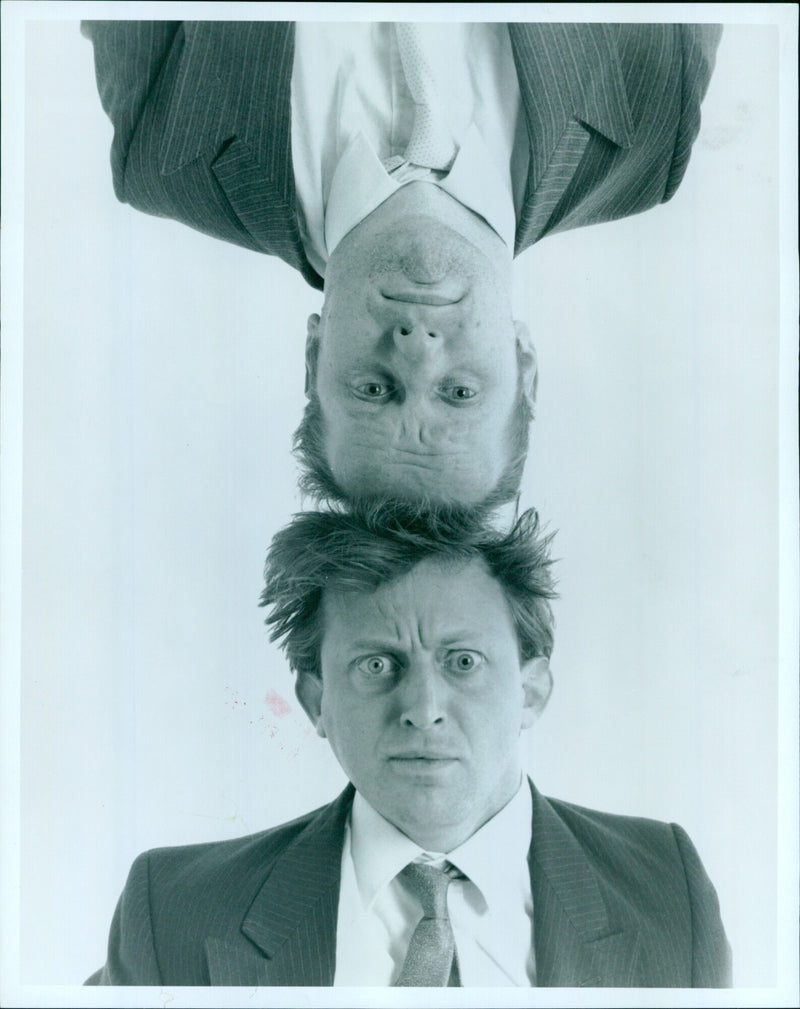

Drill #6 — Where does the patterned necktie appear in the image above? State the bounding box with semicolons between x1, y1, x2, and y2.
394;861;462;987
394;23;457;171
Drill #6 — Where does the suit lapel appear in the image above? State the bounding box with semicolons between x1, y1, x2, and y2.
157;22;321;286
154;23;631;278
509;23;634;248
159;22;295;184
528;782;641;987
204;780;641;987
206;785;354;986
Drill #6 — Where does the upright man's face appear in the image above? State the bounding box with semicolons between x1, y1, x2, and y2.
296;556;551;852
310;184;536;505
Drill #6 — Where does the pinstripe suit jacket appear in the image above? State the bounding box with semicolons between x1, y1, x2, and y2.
86;781;731;987
82;22;722;291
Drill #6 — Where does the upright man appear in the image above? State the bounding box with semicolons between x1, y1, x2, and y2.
83;21;722;505
89;505;731;986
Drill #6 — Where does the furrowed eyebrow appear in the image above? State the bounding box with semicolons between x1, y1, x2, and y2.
438;633;481;646
350;639;403;650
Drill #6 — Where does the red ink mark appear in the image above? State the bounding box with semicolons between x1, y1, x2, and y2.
264;690;291;717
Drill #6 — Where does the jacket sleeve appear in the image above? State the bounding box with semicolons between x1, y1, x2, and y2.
80;21;181;202
662;24;723;202
85;852;163;985
671;823;732;987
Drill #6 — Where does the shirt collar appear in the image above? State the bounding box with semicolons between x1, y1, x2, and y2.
445;778;532;913
325;124;517;261
349;779;532;912
350;791;425;910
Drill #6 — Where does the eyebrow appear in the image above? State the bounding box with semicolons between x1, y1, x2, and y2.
438;633;483;647
347;633;481;651
349;639;403;651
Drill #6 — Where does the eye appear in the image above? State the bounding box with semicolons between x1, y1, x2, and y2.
354;382;393;400
441;385;476;402
445;650;482;673
355;654;398;677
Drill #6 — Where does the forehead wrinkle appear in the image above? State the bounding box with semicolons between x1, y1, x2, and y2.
328;426;503;504
338;454;495;503
329;586;416;657
372;592;408;643
363;444;475;470
338;420;478;453
385;454;468;476
374;576;439;652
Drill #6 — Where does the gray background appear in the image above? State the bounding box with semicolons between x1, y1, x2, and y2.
4;5;796;1003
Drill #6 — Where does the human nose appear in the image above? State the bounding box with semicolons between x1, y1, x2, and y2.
399;663;446;729
391;319;443;365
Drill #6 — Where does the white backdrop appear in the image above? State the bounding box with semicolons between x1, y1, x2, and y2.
3;4;797;1006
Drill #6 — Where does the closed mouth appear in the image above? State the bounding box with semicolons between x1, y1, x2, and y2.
382;291;463;306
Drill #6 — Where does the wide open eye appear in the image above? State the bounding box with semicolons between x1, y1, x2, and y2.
445;650;483;673
355;655;398;677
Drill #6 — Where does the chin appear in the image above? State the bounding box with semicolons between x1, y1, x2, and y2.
384;794;472;848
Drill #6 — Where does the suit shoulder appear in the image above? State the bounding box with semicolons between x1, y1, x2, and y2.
545;794;677;846
542;795;689;894
99;792;351;985
535;794;729;986
141;801;329;886
123;800;336;938
541;796;731;985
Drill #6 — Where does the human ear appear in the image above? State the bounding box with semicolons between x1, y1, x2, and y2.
520;656;552;730
295;672;326;738
305;313;321;399
514;320;538;416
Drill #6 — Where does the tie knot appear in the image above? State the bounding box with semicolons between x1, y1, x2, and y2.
399;861;453;919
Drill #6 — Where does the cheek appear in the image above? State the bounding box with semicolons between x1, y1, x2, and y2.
323;695;381;758
470;693;522;750
314;362;342;419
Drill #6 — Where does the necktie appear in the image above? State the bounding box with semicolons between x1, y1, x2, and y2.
394;23;457;171
394;861;461;987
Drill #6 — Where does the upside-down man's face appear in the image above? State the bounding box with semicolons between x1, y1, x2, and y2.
308;183;536;505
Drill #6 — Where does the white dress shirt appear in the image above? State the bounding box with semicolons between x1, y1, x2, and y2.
333;782;536;986
290;22;529;278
